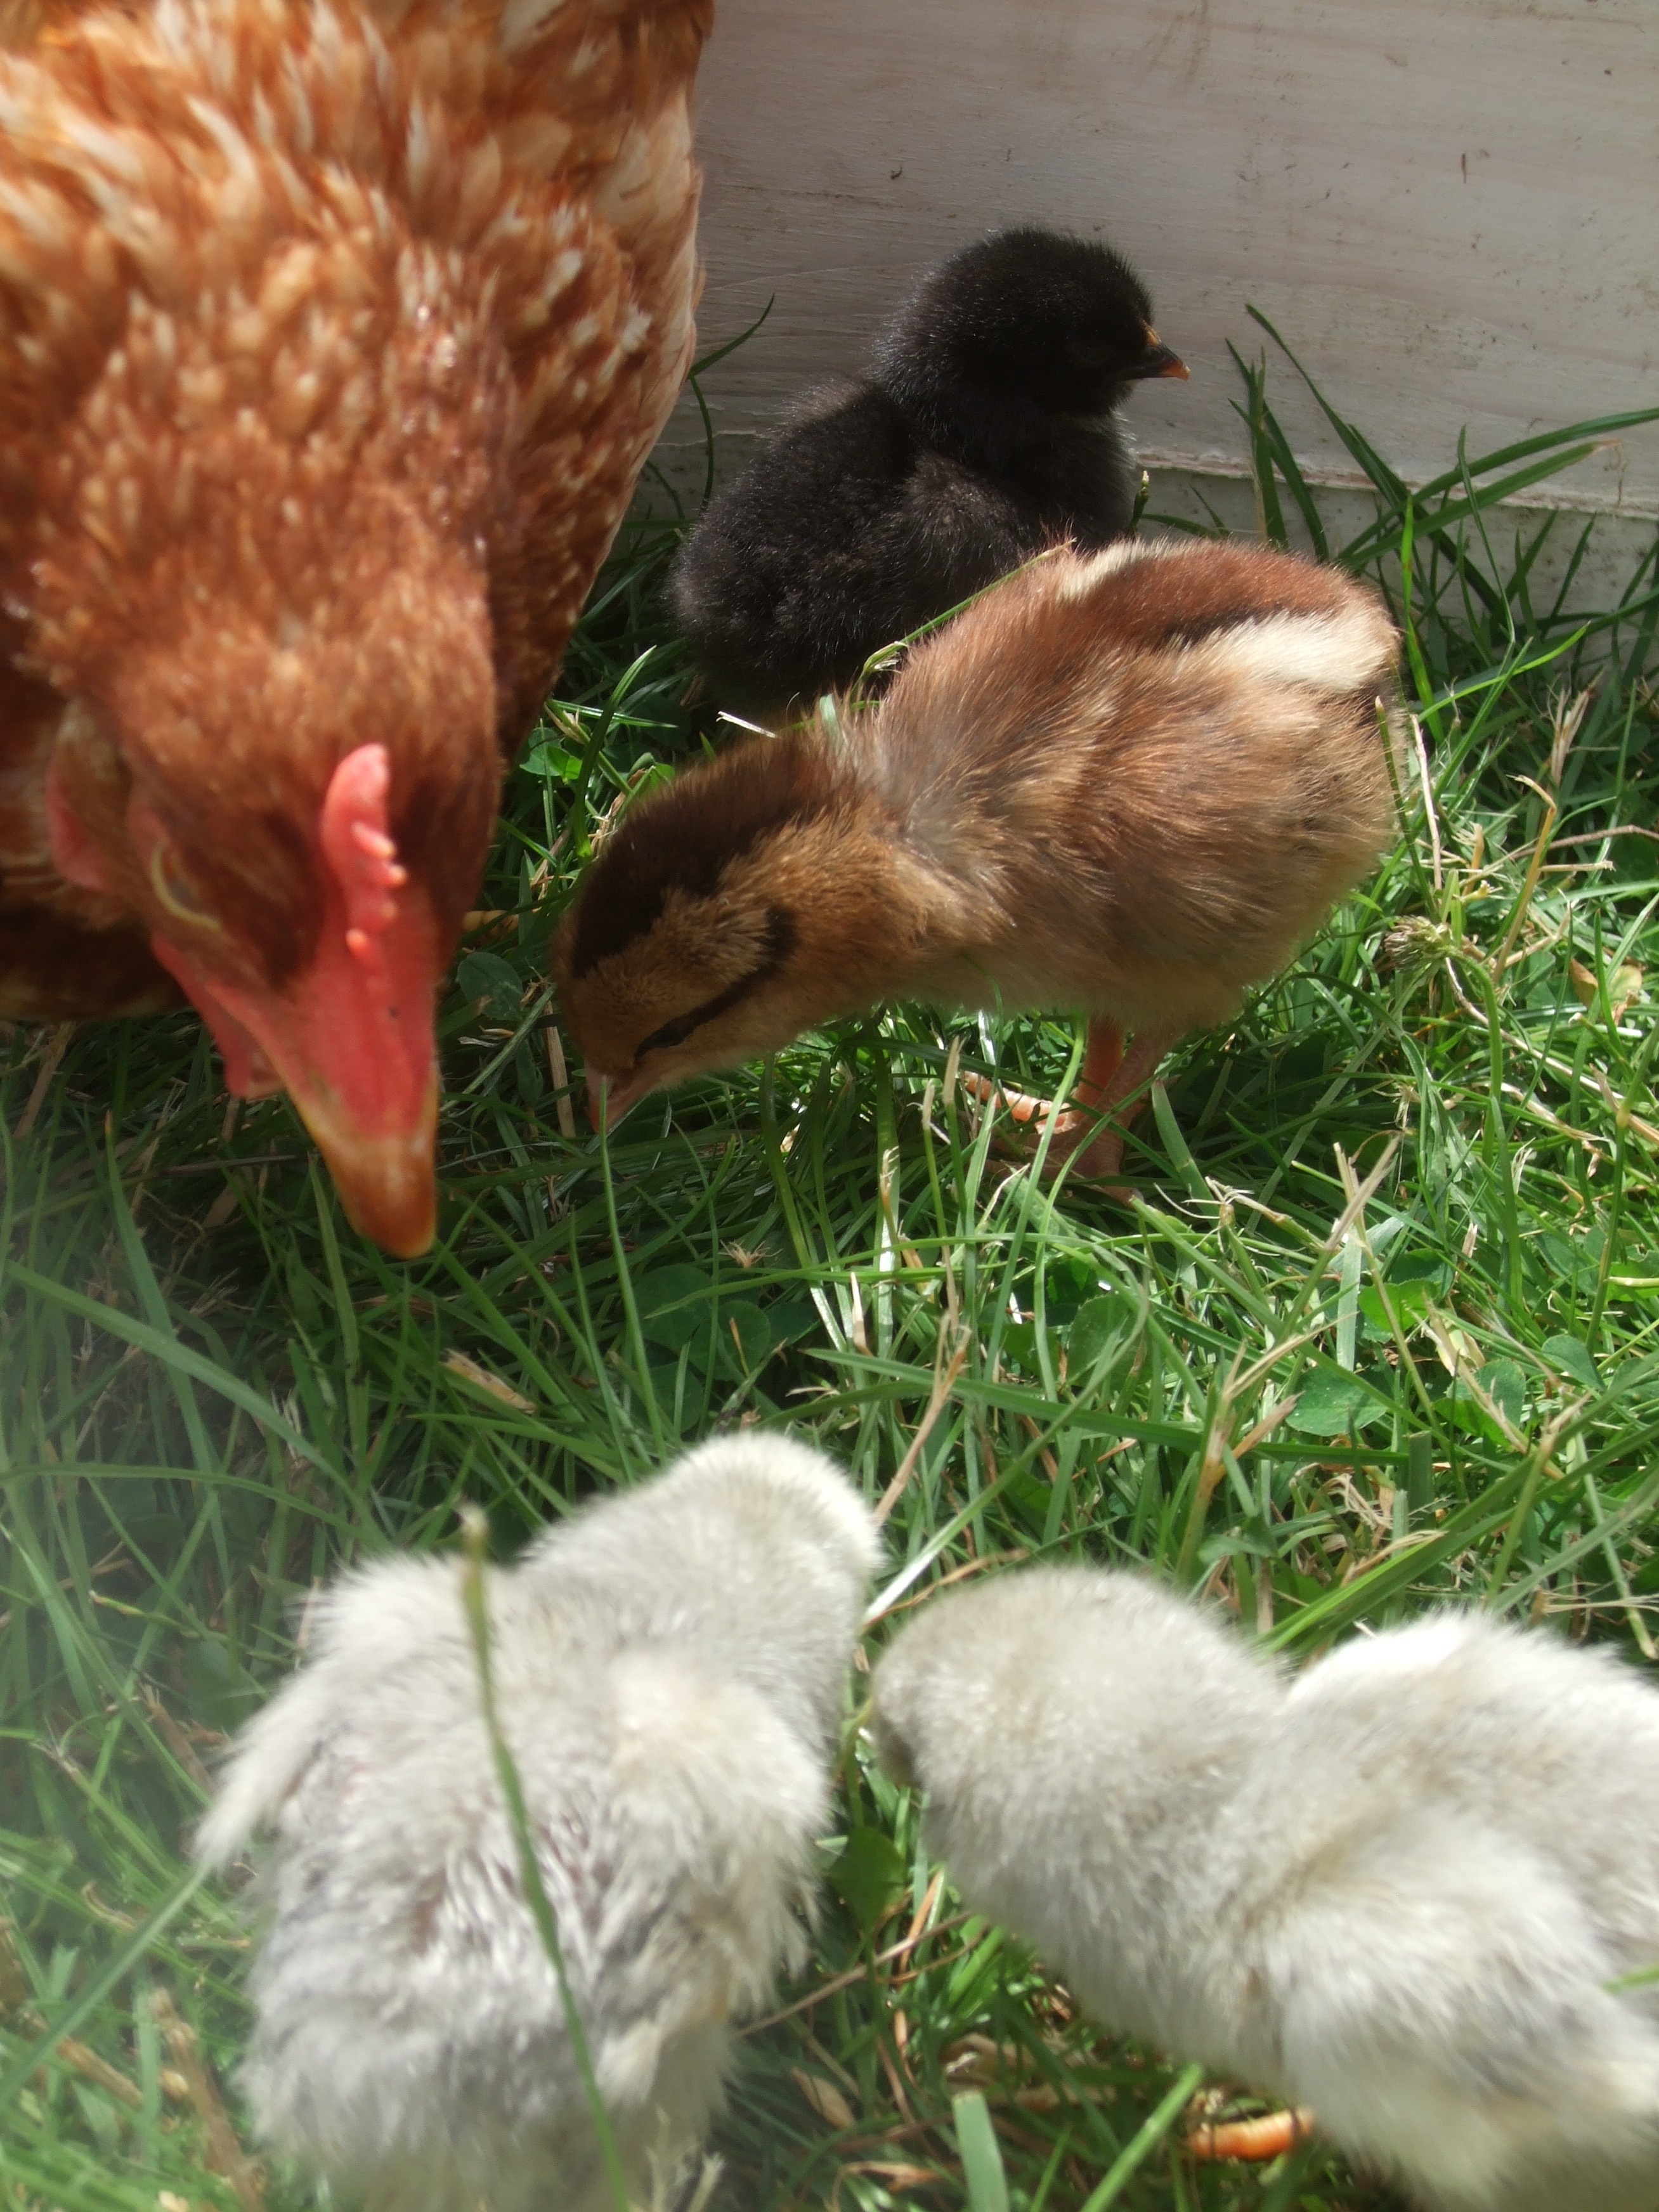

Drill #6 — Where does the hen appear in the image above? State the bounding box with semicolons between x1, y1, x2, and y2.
0;0;710;1253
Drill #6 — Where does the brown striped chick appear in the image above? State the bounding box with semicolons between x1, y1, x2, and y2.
554;538;1402;1181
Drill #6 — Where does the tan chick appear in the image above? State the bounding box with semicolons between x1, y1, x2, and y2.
554;538;1402;1180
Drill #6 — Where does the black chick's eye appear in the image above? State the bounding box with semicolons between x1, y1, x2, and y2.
636;1013;696;1058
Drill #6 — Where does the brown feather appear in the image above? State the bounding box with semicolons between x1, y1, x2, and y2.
554;539;1402;1140
565;739;842;979
1;0;710;1006
0;909;180;1019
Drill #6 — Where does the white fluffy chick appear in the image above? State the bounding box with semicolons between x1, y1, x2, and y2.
198;1435;880;2212
870;1568;1659;2212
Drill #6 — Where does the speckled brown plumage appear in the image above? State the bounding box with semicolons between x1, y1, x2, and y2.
0;0;710;1246
555;537;1403;1178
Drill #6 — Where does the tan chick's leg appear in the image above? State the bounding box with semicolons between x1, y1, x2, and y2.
1064;1023;1181;1181
961;1021;1123;1143
962;1022;1179;1185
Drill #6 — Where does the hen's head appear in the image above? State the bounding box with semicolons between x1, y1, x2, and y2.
42;525;500;1258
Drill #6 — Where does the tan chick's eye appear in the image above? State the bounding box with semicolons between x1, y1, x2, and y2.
148;843;221;930
636;1013;696;1058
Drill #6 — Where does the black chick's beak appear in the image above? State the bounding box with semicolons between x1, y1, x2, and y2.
1129;333;1190;381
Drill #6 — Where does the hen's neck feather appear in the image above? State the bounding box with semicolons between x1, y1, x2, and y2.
2;0;703;720
0;0;710;998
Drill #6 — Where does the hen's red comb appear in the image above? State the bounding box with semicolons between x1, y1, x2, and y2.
320;745;409;972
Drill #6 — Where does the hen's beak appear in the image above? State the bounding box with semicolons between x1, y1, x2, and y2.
285;1065;439;1259
153;932;441;1259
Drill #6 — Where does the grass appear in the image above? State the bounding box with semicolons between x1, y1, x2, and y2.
3;327;1659;2212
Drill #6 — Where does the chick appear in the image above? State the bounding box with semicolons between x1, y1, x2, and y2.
668;226;1188;719
197;1435;880;2212
870;1570;1659;2212
556;537;1401;1182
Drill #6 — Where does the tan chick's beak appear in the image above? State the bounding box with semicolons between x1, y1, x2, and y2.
588;1067;658;1136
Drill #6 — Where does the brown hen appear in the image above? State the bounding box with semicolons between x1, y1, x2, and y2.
0;0;710;1253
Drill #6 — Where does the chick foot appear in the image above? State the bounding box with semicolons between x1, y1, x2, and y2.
1186;2108;1315;2163
962;1024;1176;1185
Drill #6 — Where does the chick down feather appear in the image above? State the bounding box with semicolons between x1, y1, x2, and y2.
200;1435;880;2212
871;1570;1659;2212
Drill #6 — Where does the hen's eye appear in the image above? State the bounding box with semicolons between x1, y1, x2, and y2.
636;1013;696;1058
148;843;221;930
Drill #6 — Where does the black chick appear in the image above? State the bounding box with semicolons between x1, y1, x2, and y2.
669;225;1188;719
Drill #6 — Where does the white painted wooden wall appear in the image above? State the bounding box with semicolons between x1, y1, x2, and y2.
654;0;1657;578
